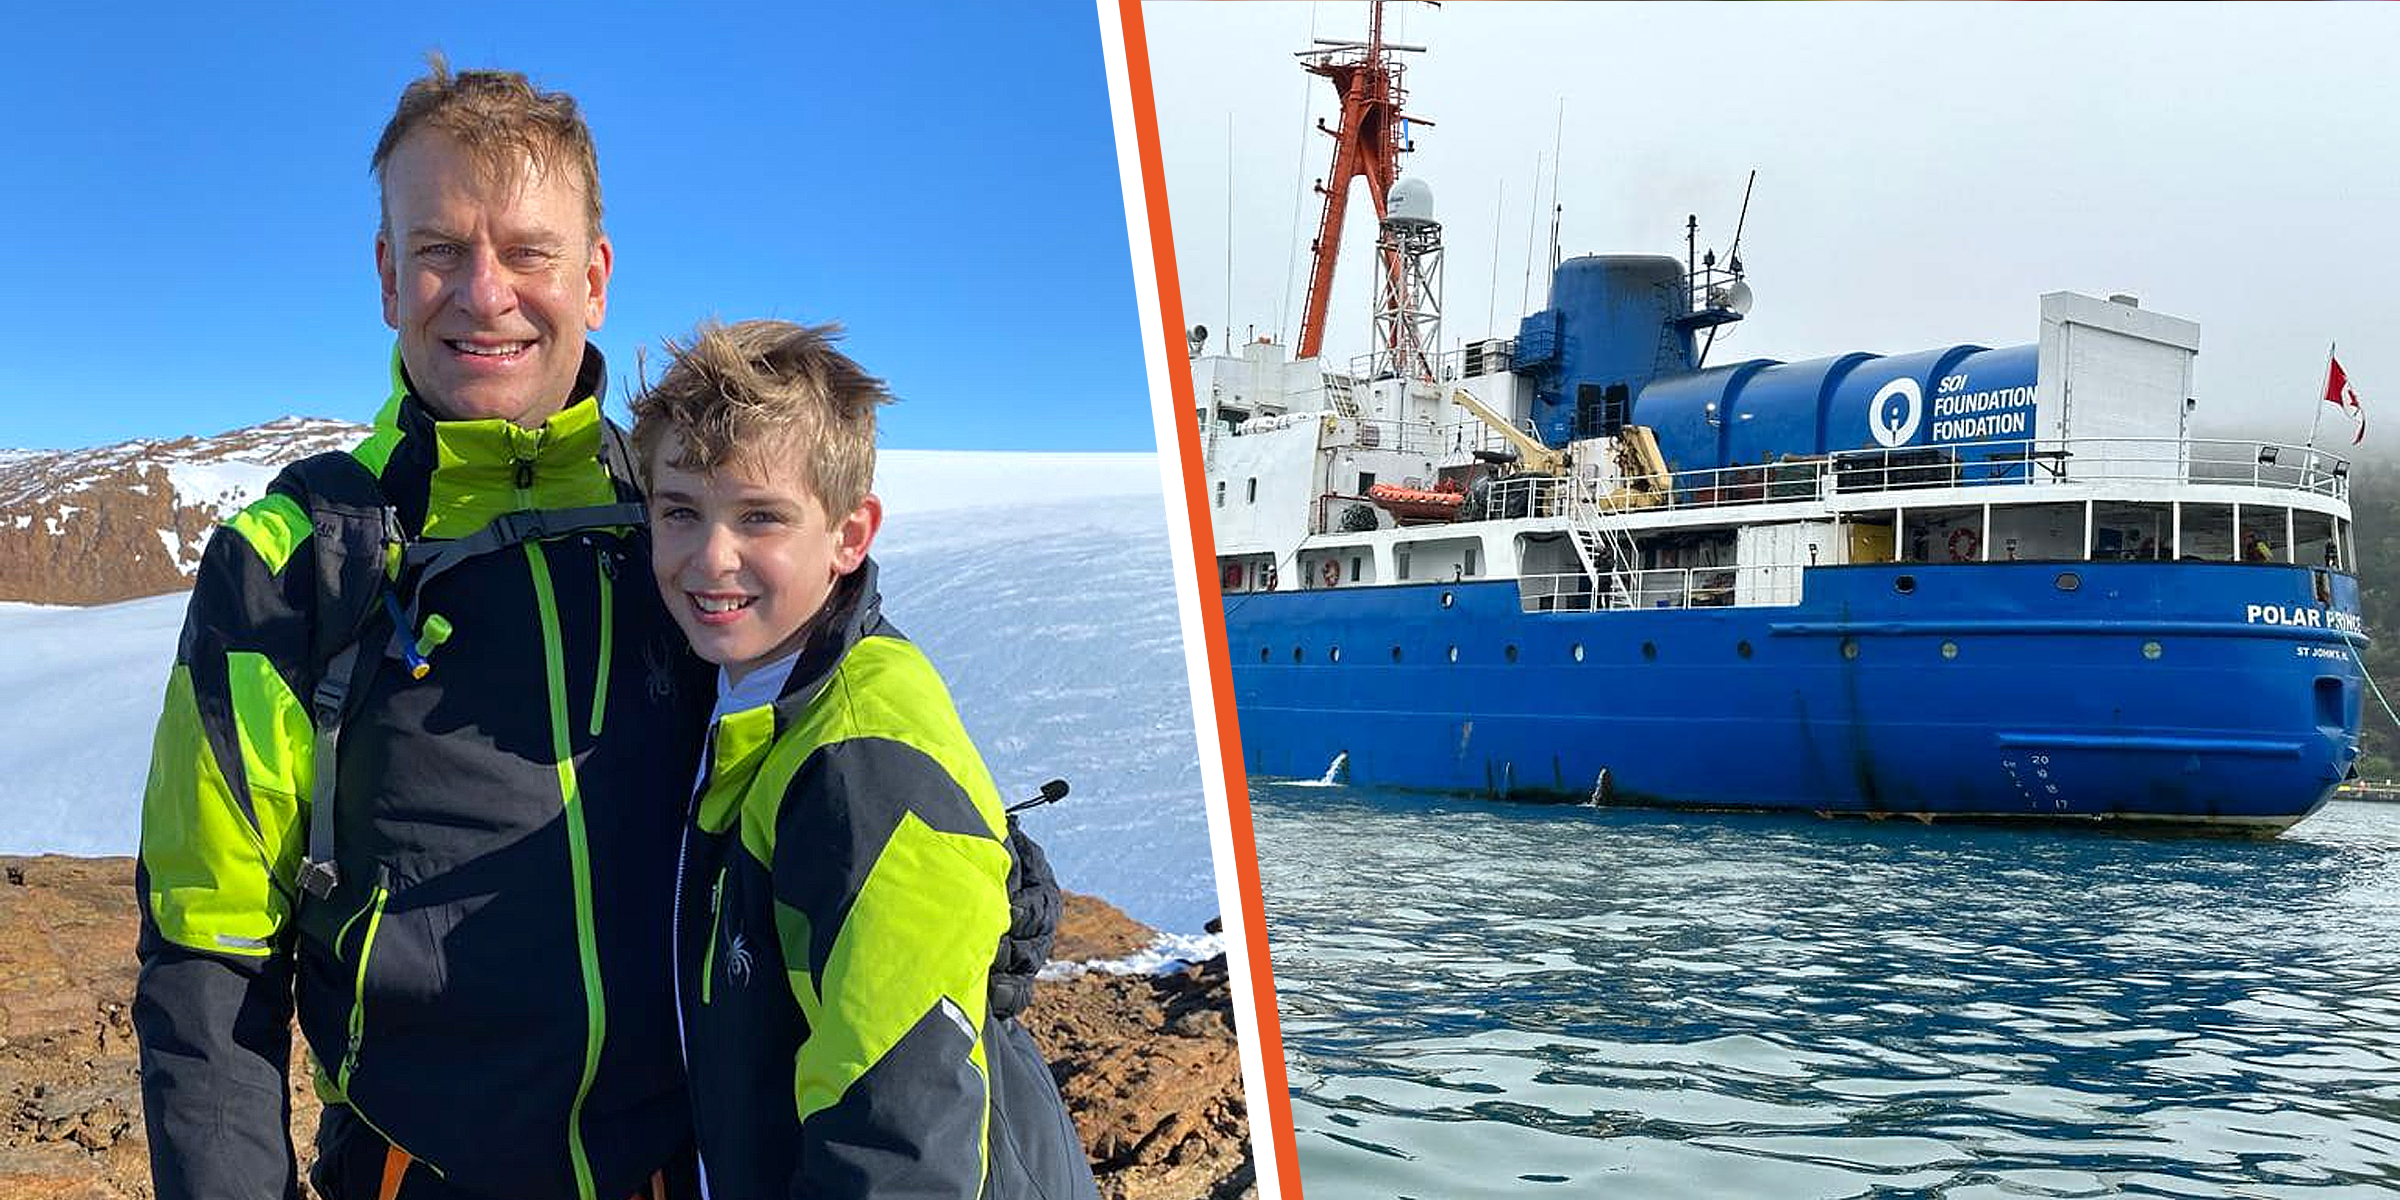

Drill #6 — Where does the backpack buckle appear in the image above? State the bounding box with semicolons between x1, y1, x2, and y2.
300;857;339;899
492;508;547;545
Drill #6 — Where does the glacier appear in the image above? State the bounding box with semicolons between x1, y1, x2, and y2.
0;460;1217;935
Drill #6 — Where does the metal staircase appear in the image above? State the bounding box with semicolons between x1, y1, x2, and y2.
1567;479;1644;609
1321;372;1365;420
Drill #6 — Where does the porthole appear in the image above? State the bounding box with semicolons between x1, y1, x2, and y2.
1447;645;1460;663
2143;640;2163;661
1329;646;1342;663
1572;643;1586;663
1941;640;1959;660
1260;646;1270;663
1841;638;1860;660
1737;640;1753;659
1391;646;1404;663
1641;641;1657;661
1441;591;1455;609
1292;647;1304;664
2056;572;2081;592
1504;644;1519;663
1894;575;1917;595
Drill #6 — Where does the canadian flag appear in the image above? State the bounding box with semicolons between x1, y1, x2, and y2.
2326;355;2366;445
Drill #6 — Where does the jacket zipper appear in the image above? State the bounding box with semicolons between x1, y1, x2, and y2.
590;553;615;738
336;882;389;1093
334;888;446;1183
525;540;606;1200
671;734;718;1194
701;866;727;1006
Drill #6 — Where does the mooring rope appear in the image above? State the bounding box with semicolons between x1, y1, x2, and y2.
2347;631;2400;734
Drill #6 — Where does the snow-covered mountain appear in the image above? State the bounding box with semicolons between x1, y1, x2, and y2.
0;416;1166;606
0;422;1214;933
0;418;368;604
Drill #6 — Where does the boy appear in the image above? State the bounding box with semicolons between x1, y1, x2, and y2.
632;320;1098;1200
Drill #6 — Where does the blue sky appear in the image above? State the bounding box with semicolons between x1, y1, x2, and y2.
0;3;1148;452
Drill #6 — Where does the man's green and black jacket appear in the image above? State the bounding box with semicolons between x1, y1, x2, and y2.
133;347;714;1200
675;559;1097;1200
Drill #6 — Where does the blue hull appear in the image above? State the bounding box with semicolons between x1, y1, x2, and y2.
1225;563;2363;828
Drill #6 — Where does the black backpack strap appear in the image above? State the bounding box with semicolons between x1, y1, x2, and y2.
396;501;647;631
598;417;644;501
287;427;647;901
283;452;402;900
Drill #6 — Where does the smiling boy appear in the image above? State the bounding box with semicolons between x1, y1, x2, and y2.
632;320;1097;1199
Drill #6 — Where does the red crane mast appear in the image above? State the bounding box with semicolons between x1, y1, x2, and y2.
1293;1;1430;362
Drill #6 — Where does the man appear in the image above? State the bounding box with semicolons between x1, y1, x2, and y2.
132;62;1054;1200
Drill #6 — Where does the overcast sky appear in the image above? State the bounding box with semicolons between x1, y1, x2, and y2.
1143;2;2398;450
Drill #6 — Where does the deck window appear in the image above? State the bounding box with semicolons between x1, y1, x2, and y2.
2235;505;2288;563
2295;510;2336;568
2178;503;2236;561
2092;502;2172;561
1899;505;1981;563
1988;502;2085;561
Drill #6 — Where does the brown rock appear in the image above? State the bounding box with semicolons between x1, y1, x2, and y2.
0;418;365;606
1026;953;1254;1200
1;856;1252;1200
1053;891;1159;963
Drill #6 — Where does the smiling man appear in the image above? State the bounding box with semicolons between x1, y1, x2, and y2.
131;60;721;1200
374;120;610;427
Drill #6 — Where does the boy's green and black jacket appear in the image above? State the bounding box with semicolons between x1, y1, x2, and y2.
133;347;715;1200
676;559;1097;1200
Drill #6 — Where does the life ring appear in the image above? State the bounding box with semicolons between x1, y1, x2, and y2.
1222;561;1244;590
1321;559;1342;588
1947;527;1981;562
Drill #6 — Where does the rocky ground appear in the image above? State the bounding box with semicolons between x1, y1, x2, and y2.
0;857;1250;1200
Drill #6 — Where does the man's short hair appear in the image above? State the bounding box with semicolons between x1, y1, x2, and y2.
371;53;604;239
630;320;892;515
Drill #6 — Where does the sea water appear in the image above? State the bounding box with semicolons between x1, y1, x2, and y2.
1254;786;2400;1198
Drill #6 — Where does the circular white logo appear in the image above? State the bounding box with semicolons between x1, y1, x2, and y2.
1869;377;1923;448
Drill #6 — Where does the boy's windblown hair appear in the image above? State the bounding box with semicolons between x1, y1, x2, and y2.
630;320;892;514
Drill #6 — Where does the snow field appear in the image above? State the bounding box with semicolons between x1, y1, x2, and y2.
0;471;1216;934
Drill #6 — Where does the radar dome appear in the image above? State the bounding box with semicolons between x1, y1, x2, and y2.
1386;177;1437;228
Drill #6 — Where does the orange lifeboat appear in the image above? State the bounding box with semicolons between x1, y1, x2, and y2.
1367;480;1466;524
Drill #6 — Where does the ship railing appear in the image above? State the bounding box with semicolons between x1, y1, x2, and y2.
1332;415;1521;460
1820;436;2346;501
1484;473;1574;519
1339;344;1496;386
1555;436;2348;519
1516;563;1809;613
1315;434;2345;536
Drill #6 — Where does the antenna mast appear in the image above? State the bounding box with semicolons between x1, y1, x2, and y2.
1293;0;1432;361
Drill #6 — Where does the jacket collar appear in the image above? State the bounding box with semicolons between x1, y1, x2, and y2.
349;343;624;538
692;557;886;836
769;556;886;728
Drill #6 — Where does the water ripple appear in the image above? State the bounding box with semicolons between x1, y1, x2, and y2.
1257;790;2400;1197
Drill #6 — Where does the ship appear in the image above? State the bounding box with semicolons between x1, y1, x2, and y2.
1194;4;2365;831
